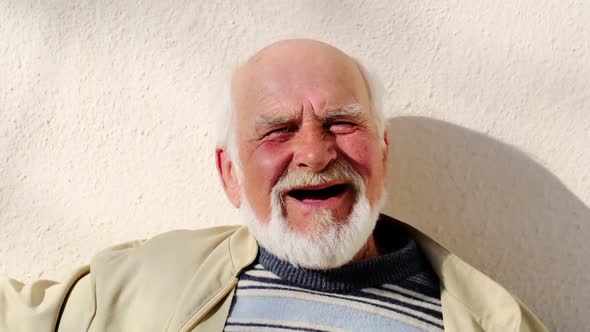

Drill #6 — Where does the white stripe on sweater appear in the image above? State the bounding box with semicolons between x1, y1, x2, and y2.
235;288;444;329
225;317;349;332
381;284;442;305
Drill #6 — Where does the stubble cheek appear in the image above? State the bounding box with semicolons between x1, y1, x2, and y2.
243;142;292;222
337;132;374;170
337;132;385;200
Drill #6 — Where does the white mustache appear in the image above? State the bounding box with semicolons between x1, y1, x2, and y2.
272;158;364;202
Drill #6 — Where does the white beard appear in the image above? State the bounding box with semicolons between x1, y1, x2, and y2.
239;163;386;269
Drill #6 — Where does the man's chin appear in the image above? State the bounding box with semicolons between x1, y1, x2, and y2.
281;193;356;235
280;208;352;236
240;190;379;269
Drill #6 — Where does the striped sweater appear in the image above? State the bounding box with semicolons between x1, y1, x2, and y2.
225;223;444;332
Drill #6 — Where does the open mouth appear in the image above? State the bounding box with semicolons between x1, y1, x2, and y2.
287;183;351;201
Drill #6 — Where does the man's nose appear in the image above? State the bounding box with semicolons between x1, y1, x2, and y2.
292;129;337;172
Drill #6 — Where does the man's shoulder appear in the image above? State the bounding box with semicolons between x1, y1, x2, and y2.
75;225;251;330
87;224;249;286
91;224;245;269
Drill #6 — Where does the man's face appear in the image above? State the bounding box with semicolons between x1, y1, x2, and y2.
231;49;388;239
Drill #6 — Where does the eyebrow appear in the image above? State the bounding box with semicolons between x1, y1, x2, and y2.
254;103;366;132
254;113;299;131
325;103;364;121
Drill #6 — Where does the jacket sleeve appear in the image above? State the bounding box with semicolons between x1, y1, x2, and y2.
0;266;91;332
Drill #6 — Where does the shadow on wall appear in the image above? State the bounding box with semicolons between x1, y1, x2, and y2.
383;116;589;332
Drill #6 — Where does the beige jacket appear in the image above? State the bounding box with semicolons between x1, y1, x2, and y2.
0;221;547;332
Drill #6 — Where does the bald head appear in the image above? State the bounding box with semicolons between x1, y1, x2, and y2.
232;40;369;112
246;39;351;64
235;39;360;80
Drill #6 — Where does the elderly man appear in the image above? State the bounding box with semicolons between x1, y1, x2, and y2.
1;40;545;332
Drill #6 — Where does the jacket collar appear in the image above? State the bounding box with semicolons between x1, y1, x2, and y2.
408;222;523;331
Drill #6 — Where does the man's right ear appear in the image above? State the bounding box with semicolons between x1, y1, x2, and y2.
216;148;242;208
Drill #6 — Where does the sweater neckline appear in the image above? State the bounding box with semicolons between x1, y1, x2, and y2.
258;219;428;292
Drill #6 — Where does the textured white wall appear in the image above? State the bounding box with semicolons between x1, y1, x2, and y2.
1;1;588;330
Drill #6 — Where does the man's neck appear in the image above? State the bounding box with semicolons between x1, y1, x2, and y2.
351;234;380;263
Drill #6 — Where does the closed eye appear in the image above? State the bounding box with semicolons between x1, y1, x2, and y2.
326;121;358;134
262;125;298;139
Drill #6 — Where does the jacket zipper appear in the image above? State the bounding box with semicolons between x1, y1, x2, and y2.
177;277;238;332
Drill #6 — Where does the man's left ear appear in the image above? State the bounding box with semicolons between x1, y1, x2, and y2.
216;148;242;208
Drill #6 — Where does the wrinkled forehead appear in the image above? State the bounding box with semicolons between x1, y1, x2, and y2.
231;56;371;122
